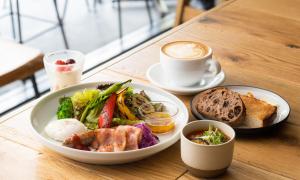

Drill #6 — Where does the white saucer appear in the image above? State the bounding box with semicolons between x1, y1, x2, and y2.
146;63;225;95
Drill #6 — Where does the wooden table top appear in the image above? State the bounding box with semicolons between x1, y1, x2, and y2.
1;0;299;179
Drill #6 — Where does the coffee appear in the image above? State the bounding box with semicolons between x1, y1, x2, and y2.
160;41;221;87
162;41;208;60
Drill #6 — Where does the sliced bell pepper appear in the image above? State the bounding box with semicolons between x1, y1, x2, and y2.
117;91;138;120
98;93;117;128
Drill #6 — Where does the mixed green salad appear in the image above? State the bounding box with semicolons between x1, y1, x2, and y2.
56;80;171;131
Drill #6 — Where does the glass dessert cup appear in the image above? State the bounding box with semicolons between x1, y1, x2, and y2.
43;50;85;91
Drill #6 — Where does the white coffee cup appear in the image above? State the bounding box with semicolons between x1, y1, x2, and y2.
181;120;235;178
160;41;221;87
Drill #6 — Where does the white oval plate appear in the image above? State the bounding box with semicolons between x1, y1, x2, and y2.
147;63;225;95
30;81;189;164
191;85;290;134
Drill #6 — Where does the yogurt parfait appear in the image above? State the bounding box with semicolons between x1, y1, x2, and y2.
44;50;85;91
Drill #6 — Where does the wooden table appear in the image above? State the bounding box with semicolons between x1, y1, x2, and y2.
1;0;299;179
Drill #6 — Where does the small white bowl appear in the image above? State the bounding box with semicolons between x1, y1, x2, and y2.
181;120;235;178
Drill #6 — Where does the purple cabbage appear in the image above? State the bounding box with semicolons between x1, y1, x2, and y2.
135;123;159;148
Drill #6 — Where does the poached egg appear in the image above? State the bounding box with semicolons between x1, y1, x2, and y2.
45;118;87;142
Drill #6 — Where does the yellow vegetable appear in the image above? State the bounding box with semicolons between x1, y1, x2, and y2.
117;91;138;120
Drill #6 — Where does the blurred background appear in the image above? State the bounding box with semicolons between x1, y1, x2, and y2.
0;0;221;115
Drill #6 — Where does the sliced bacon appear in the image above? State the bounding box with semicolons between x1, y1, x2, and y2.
63;131;96;148
63;125;143;152
125;126;142;151
113;126;127;151
96;129;115;152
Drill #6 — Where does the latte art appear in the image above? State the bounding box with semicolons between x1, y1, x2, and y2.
162;41;208;60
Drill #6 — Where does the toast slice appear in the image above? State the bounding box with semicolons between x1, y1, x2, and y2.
240;93;277;128
196;87;246;126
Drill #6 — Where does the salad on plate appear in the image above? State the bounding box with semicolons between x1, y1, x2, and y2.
45;80;177;152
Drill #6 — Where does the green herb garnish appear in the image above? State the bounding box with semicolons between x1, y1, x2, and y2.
194;125;227;145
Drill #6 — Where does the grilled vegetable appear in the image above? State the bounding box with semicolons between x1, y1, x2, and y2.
57;97;74;119
117;90;138;120
84;95;107;130
71;89;99;119
80;80;132;127
98;93;117;128
112;118;143;126
97;83;113;91
153;103;165;112
125;92;153;118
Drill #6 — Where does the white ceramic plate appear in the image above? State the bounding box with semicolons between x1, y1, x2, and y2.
146;63;225;95
30;81;189;164
191;85;290;134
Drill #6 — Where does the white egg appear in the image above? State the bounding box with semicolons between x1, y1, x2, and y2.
45;118;87;141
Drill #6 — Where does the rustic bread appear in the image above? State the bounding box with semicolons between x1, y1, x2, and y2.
196;87;245;126
240;93;277;128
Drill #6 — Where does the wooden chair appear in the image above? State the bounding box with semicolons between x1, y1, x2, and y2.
174;0;203;26
0;39;44;98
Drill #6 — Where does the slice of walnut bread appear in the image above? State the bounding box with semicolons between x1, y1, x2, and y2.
196;87;246;126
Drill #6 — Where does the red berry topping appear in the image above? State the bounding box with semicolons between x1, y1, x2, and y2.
55;60;66;65
66;59;76;64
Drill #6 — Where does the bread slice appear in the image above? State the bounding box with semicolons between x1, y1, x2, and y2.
240;93;277;128
196;87;246;126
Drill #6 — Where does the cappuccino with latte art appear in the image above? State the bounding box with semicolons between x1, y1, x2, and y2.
162;41;209;60
160;41;221;87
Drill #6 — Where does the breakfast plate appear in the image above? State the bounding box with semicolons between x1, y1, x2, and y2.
190;85;290;134
146;63;225;95
30;81;188;164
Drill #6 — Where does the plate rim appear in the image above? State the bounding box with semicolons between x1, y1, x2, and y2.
30;81;189;155
190;85;291;131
